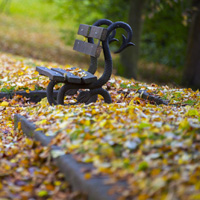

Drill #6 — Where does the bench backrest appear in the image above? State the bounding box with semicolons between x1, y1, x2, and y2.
73;24;107;58
78;24;107;40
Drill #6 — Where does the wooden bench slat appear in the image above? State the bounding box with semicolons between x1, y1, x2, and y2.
36;66;65;82
73;40;102;58
77;24;90;37
51;68;81;84
88;26;107;41
52;67;97;84
78;24;107;41
70;67;97;84
82;71;97;84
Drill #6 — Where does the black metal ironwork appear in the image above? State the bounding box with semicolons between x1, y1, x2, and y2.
37;19;134;105
64;19;116;99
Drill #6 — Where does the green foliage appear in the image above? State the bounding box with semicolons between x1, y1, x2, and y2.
60;29;76;46
9;0;58;22
138;122;151;130
138;161;148;171
53;0;104;24
184;100;198;106
53;0;190;70
53;0;128;24
120;82;141;90
141;0;189;68
1;86;16;93
34;84;44;91
52;0;130;49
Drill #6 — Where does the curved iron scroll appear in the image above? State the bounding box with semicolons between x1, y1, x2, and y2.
89;21;134;89
88;19;116;74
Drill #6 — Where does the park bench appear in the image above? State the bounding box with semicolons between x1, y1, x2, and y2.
36;19;134;105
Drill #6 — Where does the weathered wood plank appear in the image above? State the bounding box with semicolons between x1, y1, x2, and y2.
36;66;64;82
69;67;97;84
77;24;90;37
51;68;81;84
82;71;97;84
89;26;107;41
73;40;102;57
78;24;107;41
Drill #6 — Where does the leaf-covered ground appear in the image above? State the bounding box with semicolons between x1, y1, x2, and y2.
0;96;87;199
0;53;88;199
1;52;200;199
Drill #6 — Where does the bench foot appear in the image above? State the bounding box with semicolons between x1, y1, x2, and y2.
91;88;112;104
77;91;97;104
84;94;98;104
57;84;74;105
47;81;79;105
57;84;112;105
65;89;78;96
47;80;58;105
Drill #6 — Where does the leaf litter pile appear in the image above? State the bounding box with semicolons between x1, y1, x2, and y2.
1;52;200;199
0;53;87;200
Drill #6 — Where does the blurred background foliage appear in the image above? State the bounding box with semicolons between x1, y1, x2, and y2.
0;0;198;88
141;2;188;68
53;0;189;68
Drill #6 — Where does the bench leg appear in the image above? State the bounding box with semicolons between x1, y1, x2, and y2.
92;88;112;104
77;91;97;104
86;95;98;104
47;80;58;105
57;85;112;105
76;88;112;104
65;89;78;96
57;84;76;105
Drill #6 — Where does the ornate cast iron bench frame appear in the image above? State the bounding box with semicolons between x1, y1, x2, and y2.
36;19;134;105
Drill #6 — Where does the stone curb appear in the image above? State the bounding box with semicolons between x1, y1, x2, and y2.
0;90;58;103
1;89;169;105
14;114;127;200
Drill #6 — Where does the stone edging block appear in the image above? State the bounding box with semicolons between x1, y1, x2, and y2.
0;90;58;103
14;114;127;200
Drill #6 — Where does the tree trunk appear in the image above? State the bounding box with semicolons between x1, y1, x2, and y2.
183;0;200;89
119;0;146;79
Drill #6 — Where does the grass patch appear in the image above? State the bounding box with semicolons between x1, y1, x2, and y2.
0;86;16;93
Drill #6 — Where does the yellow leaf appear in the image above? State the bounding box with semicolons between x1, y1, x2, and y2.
100;144;114;158
35;119;47;125
25;138;33;146
54;181;61;186
84;173;92;180
129;99;134;105
186;109;199;117
195;181;200;190
37;190;48;197
99;120;107;128
51;149;65;158
35;128;44;131
151;168;161;176
68;144;80;151
189;194;200;200
18;122;21;130
39;97;49;106
138;194;149;200
179;118;189;130
85;120;90;126
0;101;9;107
29;85;35;91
